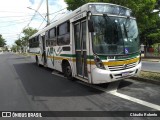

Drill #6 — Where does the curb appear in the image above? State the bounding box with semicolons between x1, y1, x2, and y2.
141;70;160;73
131;77;160;85
142;58;160;63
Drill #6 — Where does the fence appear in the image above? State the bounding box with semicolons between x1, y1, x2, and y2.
142;44;160;58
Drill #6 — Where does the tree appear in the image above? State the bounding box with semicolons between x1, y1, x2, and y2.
15;27;38;53
64;0;87;11
21;27;38;47
147;29;160;43
15;39;22;52
11;45;18;52
15;39;22;47
0;34;6;47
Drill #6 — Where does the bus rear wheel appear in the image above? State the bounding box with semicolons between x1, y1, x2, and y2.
64;62;73;80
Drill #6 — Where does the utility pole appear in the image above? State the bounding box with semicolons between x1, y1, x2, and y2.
46;0;50;26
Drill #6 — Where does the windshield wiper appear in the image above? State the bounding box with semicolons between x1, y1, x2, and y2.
123;23;129;40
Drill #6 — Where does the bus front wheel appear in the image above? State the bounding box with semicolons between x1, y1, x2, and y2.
64;62;73;80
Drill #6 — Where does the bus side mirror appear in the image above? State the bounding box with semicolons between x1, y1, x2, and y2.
88;20;94;32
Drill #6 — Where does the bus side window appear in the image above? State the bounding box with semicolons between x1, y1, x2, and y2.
57;21;70;46
49;27;56;46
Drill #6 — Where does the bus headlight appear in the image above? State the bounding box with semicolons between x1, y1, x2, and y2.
94;56;105;70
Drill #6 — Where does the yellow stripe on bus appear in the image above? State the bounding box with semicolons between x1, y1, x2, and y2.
103;57;139;66
87;57;139;66
29;53;139;66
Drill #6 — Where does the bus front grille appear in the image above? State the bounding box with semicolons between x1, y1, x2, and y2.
108;62;137;71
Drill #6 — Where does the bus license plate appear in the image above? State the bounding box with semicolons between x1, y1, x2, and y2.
122;72;129;77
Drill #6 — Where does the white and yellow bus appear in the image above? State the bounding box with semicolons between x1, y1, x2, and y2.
29;3;141;84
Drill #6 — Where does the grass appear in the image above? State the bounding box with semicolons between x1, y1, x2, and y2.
139;71;160;81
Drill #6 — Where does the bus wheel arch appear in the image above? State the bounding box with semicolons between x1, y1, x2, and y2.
62;60;73;80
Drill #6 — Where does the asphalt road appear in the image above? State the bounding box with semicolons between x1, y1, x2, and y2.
142;61;160;73
0;52;160;120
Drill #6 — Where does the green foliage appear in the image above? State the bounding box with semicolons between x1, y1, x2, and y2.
22;27;37;38
22;27;38;46
0;34;6;47
64;0;87;11
152;43;160;55
11;45;18;52
98;1;156;33
15;27;38;47
15;39;22;47
147;29;160;43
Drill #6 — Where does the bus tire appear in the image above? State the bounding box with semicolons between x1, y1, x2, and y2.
64;62;74;81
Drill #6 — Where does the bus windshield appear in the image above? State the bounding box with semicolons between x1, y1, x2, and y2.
91;15;140;55
89;4;132;16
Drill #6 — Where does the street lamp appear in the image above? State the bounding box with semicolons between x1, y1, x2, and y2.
27;7;47;22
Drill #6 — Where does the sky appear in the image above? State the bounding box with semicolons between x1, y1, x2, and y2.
0;0;68;46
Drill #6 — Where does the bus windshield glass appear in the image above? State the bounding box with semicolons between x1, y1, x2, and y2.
89;4;132;16
91;15;140;55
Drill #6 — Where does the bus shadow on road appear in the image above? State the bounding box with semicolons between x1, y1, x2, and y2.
118;80;133;89
13;63;103;97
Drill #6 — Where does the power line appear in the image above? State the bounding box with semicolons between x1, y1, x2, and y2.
1;7;68;35
0;10;67;19
0;11;37;13
19;1;68;40
38;15;47;29
4;37;19;39
0;15;46;23
0;21;30;28
0;11;63;19
0;18;32;23
0;33;20;35
0;13;47;19
4;36;18;38
0;15;35;18
25;0;44;28
16;0;45;41
49;7;67;15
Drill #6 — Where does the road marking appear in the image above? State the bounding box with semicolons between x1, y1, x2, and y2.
50;72;160;111
78;80;160;111
108;91;160;111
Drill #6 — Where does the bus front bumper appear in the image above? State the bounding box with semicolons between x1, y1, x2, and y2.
91;62;142;84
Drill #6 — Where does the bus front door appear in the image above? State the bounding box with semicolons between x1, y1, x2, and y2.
74;20;88;79
42;35;47;66
39;35;47;66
